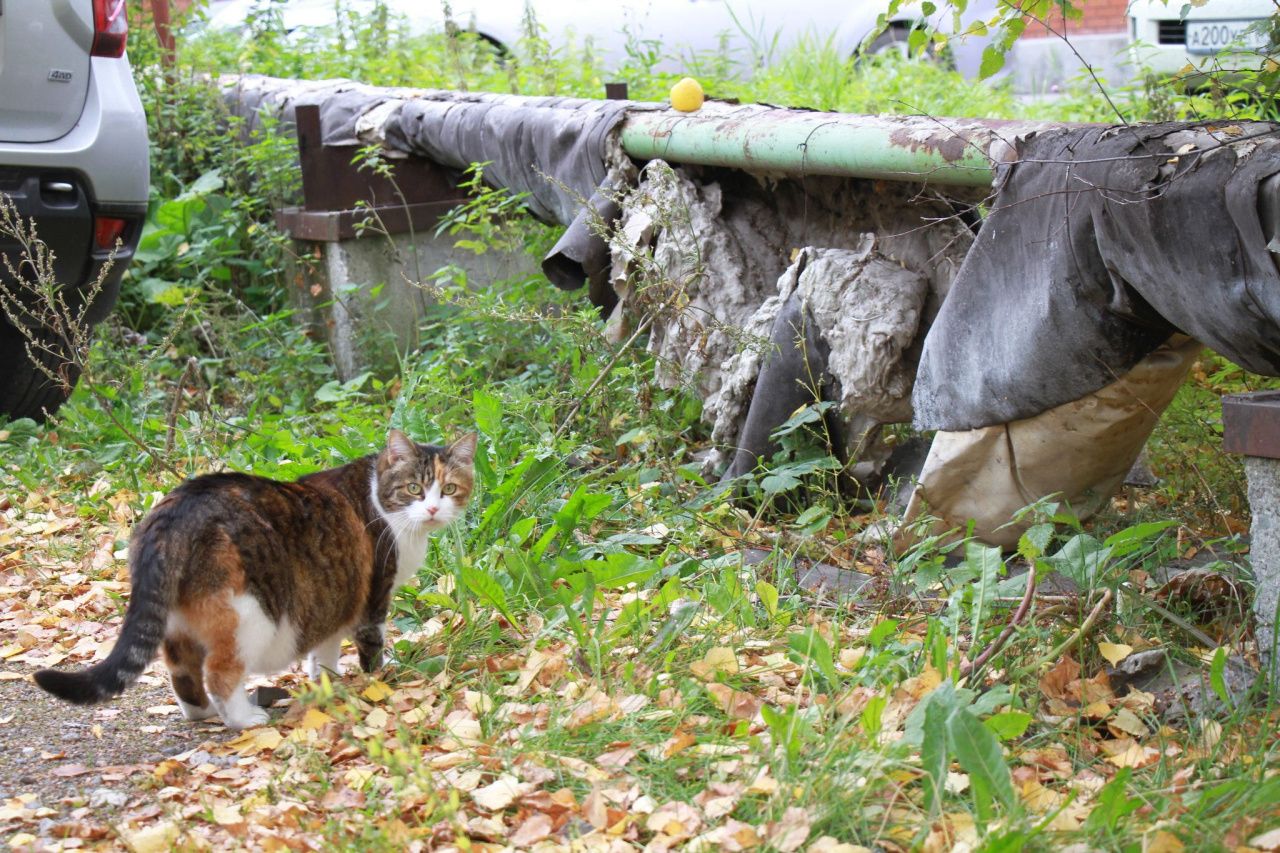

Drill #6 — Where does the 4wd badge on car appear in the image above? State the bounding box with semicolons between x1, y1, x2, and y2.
48;69;74;83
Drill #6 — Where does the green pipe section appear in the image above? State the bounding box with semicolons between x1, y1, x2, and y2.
619;107;1059;187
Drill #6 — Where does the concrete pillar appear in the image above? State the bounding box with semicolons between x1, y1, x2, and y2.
1223;392;1280;683
286;229;536;380
1247;456;1280;680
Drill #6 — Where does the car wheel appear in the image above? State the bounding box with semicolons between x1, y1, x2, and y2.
867;24;914;58
0;319;82;422
864;24;950;65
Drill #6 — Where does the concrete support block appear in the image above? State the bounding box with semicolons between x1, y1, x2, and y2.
1247;455;1280;681
287;229;536;379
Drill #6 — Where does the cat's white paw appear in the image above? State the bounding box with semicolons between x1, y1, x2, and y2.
223;706;270;731
177;699;216;721
305;654;341;681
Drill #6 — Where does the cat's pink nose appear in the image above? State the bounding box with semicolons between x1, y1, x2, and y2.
427;506;439;517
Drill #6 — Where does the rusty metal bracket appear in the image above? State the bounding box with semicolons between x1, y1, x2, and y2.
1223;391;1280;459
276;103;468;242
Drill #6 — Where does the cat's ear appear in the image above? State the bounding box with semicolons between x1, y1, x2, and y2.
385;429;416;464
447;432;478;466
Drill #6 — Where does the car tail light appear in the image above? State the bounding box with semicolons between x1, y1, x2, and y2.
91;0;129;58
94;217;128;251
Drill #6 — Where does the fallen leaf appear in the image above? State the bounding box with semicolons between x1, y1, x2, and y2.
1039;656;1081;702
706;682;762;720
1145;829;1185;852
691;646;740;680
1099;642;1134;666
597;746;637;770
210;803;244;826
298;708;334;731
1250;827;1280;850
646;801;702;840
767;806;812;852
510;813;553;847
472;774;532;811
118;820;179;853
1106;707;1150;739
361;679;394;702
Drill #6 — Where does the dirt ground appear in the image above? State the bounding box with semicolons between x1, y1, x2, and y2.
0;664;241;828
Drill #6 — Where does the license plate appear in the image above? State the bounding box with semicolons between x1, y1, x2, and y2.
1185;19;1270;54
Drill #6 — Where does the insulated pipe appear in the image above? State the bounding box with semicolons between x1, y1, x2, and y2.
619;103;1063;187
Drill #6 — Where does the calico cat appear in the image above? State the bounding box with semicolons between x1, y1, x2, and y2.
34;429;475;730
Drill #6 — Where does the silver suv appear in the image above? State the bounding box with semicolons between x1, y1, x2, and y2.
0;0;149;421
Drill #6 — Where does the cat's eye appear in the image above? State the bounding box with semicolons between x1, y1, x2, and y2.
442;483;457;496
405;482;422;495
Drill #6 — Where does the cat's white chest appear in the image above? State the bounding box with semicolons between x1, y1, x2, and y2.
391;530;429;589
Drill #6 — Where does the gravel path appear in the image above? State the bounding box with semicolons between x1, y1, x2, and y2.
0;665;220;823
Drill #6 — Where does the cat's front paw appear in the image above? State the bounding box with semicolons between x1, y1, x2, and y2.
223;706;270;731
305;655;341;681
357;646;383;673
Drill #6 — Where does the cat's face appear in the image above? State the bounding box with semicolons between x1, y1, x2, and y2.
374;430;477;533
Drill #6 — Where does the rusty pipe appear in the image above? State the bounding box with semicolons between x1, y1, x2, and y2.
619;104;1061;187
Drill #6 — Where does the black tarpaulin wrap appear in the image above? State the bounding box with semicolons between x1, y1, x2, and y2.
223;77;640;297
382;94;633;226
913;121;1280;432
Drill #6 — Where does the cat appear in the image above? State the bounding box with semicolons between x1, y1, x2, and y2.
34;429;475;730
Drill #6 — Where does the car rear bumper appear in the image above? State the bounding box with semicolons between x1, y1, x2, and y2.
0;54;147;323
0;56;148;206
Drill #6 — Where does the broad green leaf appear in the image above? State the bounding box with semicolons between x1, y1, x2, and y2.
1018;522;1054;560
1045;534;1112;589
788;628;839;686
921;687;952;814
472;388;502;438
756;580;779;618
1103;520;1176;559
860;695;887;739
1209;646;1231;708
984;710;1032;740
1084;769;1141;832
459;565;517;625
979;44;1006;79
948;704;1016;811
868;618;899;648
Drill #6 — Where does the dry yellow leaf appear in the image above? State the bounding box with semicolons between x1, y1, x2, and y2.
298;708;333;731
1098;642;1134;666
118;819;180;853
691;646;740;680
1107;707;1150;739
361;679;394;702
1106;741;1158;769
1145;829;1185;852
472;774;532;811
211;803;244;826
365;707;389;729
227;727;283;755
344;767;377;787
706;683;762;720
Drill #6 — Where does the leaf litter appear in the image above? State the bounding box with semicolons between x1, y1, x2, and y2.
3;476;1279;851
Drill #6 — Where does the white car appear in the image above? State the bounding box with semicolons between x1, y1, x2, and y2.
201;0;999;77
1128;0;1276;78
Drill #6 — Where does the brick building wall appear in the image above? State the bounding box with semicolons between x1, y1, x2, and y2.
1021;0;1129;38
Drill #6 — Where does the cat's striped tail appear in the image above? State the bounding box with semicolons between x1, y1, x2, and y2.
34;522;176;705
